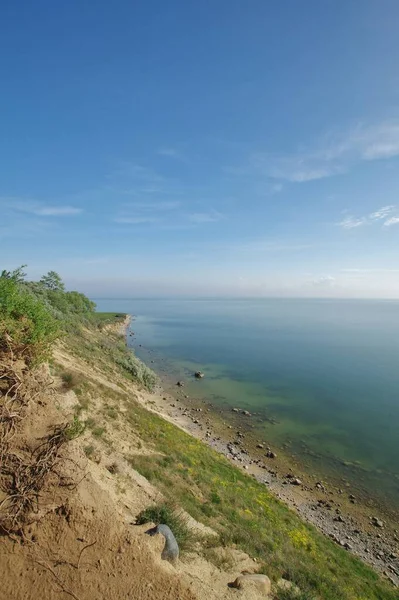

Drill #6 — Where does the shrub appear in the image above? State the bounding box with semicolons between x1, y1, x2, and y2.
0;276;59;364
136;502;195;552
61;371;80;390
115;353;157;391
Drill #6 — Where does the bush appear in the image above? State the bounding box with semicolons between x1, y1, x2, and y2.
136;502;195;552
115;353;157;391
0;277;59;364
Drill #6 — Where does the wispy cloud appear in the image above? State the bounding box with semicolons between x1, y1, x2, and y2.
0;198;83;216
157;147;187;162
338;205;398;229
311;275;335;287
33;206;82;216
122;200;181;211
369;205;395;220
341;268;399;273
228;119;399;184
188;210;223;224
114;198;181;226
384;216;399;227
114;216;159;225
338;216;366;229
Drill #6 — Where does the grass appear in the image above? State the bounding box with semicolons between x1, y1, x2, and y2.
123;399;397;600
57;304;396;599
84;444;95;457
91;312;126;328
65;323;157;392
61;370;81;390
136;502;196;553
64;416;85;440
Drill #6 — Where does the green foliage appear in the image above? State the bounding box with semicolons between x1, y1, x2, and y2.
125;401;397;600
136;502;195;553
84;445;95;457
115;353;157;391
0;275;59;363
64;416;85;440
92;426;105;438
61;371;81;390
1;265;27;283
40;270;65;291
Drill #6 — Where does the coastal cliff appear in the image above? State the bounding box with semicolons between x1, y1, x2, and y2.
0;272;397;599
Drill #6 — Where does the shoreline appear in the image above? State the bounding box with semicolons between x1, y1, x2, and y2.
122;316;398;587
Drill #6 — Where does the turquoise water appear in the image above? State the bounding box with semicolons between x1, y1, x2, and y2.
95;298;399;508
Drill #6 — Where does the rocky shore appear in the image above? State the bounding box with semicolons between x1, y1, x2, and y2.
134;362;399;589
122;316;398;588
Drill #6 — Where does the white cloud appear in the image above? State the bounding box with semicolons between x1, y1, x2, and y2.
338;216;366;229
188;210;223;224
384;216;399;226
231;119;399;184
341;268;399;273
312;275;335;287
114;216;159;225
338;205;397;229
369;205;396;220
33;206;82;216
0;198;83;216
122;201;180;211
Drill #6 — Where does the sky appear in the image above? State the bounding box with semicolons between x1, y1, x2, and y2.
2;0;399;298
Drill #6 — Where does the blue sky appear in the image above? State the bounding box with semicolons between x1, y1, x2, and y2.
2;0;399;297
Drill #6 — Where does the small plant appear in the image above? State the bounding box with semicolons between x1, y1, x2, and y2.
61;371;81;390
210;490;222;504
106;462;119;474
64;416;85;440
136;502;196;553
105;405;118;419
84;444;95;457
92;426;105;438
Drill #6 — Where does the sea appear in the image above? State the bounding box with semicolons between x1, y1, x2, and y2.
94;298;399;511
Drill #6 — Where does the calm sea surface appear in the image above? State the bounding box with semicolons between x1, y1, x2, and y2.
94;298;399;508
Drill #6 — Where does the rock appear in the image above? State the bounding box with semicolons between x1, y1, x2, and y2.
276;578;301;597
371;517;384;528
334;515;344;523
256;444;264;449
344;542;353;550
242;410;251;416
194;371;204;379
291;478;302;486
231;574;271;595
176;381;184;387
266;450;276;459
232;408;240;413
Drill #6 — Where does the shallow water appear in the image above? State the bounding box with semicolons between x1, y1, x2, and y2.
94;298;399;508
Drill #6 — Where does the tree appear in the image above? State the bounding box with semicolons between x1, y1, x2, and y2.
40;271;65;292
0;265;27;283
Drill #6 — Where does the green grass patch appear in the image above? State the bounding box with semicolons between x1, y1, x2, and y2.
92;426;105;438
64;416;85;440
136;502;196;553
124;398;397;600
